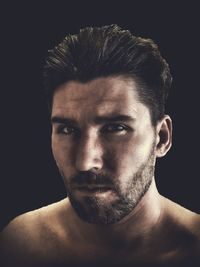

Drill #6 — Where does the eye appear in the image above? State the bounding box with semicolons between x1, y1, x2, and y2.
101;123;129;135
57;125;77;135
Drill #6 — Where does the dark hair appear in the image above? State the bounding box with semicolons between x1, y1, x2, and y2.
44;24;172;125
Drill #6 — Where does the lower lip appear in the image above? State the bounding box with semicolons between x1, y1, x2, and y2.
75;187;115;197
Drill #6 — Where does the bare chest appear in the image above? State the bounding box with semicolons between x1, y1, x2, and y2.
35;234;199;267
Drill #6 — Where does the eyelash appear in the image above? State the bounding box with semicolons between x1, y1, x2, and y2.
101;124;129;134
57;125;78;135
57;123;130;136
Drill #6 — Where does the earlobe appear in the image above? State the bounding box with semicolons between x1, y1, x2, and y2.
156;115;172;158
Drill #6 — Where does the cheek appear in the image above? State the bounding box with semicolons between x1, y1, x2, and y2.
107;134;154;174
104;139;136;174
51;137;73;169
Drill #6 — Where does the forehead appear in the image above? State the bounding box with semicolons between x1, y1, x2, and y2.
52;76;149;120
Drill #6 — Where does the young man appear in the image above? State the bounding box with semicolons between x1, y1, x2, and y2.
1;25;200;267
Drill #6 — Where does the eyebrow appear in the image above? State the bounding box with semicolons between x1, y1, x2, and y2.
51;116;77;125
94;115;135;124
51;114;135;125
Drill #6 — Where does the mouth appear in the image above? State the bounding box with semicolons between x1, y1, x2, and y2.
77;185;113;192
73;184;115;197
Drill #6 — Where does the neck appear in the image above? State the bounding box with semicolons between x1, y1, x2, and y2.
66;179;163;247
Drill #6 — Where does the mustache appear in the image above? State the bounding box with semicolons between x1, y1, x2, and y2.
71;171;113;186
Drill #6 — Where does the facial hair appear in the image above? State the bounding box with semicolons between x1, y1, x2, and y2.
60;143;156;225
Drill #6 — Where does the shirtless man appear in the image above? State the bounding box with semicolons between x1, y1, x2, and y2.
1;25;200;267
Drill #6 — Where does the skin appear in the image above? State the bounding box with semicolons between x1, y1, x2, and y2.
1;76;200;267
51;76;158;225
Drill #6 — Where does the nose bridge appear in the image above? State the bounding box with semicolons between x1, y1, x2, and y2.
75;130;103;171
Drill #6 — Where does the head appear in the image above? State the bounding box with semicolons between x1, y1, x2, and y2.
44;25;172;224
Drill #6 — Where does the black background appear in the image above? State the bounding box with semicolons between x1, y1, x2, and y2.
1;1;200;230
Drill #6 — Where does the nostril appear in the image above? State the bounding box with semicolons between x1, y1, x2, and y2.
75;156;103;172
75;148;103;171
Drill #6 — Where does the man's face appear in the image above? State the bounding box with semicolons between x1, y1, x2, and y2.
51;76;157;224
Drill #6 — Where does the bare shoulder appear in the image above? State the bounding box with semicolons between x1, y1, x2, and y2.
1;198;68;239
0;198;69;266
161;196;200;258
163;196;200;232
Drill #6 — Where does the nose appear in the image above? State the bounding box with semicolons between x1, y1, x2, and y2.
75;132;103;172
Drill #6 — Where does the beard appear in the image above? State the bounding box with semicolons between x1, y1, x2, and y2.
60;143;156;225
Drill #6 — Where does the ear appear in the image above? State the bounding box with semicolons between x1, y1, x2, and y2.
155;115;172;158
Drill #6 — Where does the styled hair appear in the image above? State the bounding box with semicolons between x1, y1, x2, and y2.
44;24;172;125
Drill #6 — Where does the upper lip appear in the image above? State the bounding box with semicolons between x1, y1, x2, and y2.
75;184;113;190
